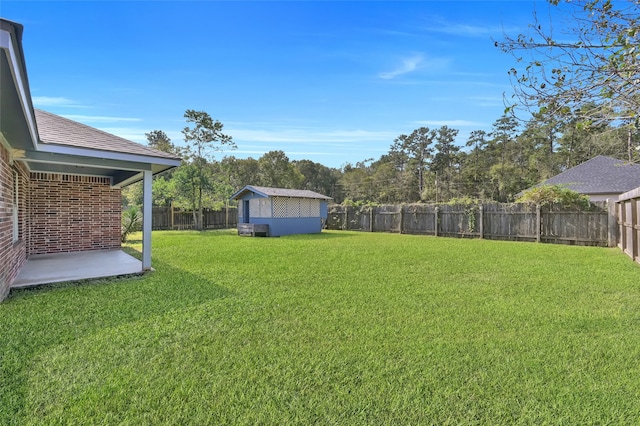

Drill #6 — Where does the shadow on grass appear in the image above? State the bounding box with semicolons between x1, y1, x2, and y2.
278;231;357;240
121;245;142;260
1;258;234;424
123;238;142;245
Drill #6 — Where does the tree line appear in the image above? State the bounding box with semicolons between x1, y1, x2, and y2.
123;0;640;214
122;108;638;212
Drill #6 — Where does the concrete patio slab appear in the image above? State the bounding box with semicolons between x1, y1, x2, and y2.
11;250;144;289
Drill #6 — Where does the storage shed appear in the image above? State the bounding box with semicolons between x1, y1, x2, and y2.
230;185;332;237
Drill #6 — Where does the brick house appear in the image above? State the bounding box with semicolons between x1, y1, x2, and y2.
1;19;181;301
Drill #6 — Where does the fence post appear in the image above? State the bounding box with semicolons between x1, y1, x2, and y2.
344;206;349;231
633;197;639;263
399;205;404;234
607;199;618;248
479;204;484;239
370;207;374;232
170;201;175;230
434;206;439;237
536;204;541;243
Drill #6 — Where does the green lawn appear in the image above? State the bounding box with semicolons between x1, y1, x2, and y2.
2;230;640;425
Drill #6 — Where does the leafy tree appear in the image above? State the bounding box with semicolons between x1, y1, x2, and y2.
489;114;520;168
257;150;303;188
390;127;436;199
220;156;260;191
146;130;179;155
497;0;640;135
489;163;522;202
121;181;142;207
180;110;235;230
340;160;377;203
370;155;417;203
431;126;461;201
462;130;490;199
152;176;175;207
294;159;341;200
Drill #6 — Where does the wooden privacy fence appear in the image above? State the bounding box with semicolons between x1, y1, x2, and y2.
326;202;616;247
152;206;238;230
616;188;640;264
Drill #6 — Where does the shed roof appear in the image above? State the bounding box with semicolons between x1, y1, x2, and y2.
35;109;180;161
542;155;640;195
231;185;332;201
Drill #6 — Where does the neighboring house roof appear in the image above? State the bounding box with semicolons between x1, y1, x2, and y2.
35;109;180;161
231;185;332;201
542;155;640;195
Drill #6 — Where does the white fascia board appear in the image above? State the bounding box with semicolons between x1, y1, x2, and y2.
37;143;182;168
0;27;39;149
17;149;153;172
230;185;268;200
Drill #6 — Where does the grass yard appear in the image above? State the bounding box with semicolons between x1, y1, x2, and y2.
2;230;640;424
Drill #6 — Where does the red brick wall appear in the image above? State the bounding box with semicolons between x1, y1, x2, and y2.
29;173;121;255
0;144;28;301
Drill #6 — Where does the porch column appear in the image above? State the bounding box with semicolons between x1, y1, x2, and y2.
142;170;152;270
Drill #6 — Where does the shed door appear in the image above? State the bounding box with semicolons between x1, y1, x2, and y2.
242;200;250;223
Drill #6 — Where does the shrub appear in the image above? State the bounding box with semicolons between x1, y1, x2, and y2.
516;185;592;209
121;206;142;243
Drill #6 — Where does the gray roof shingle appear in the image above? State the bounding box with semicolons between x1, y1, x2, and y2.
543;155;640;194
232;185;332;200
34;109;181;160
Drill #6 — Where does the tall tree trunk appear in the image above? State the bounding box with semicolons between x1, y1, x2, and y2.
197;186;203;230
628;125;633;163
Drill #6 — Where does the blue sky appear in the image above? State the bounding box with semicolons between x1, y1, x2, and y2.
4;1;553;168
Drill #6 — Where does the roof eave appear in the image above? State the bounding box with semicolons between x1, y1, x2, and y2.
0;19;39;151
230;185;269;201
38;142;182;168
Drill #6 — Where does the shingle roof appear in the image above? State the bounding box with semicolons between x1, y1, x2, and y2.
34;109;181;160
231;185;332;200
543;155;640;194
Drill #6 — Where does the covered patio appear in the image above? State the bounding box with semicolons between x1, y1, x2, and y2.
11;250;145;289
1;18;181;301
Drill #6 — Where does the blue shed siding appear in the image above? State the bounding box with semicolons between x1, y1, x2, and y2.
246;216;324;237
234;190;330;237
320;201;328;219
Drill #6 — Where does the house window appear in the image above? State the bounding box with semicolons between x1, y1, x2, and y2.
12;169;19;242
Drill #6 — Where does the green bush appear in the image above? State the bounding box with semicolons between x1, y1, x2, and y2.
121;206;142;243
516;184;592;209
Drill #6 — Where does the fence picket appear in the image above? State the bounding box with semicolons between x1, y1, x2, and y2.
151;207;238;230
327;202;611;247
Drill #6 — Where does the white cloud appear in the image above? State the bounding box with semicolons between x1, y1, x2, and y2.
378;54;424;80
424;19;520;38
32;96;86;108
228;126;396;145
414;119;487;128
61;115;142;123
234;149;347;157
